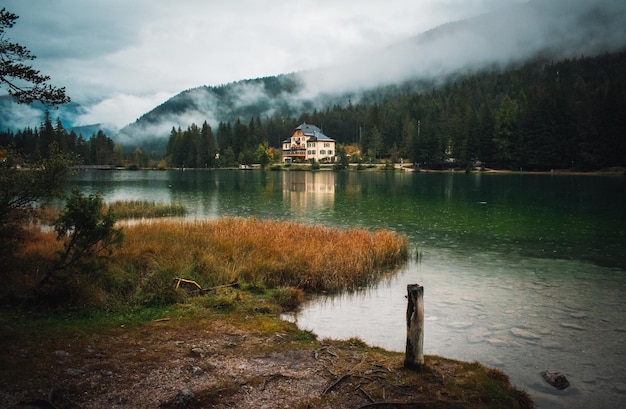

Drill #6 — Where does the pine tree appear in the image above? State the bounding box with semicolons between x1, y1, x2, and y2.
0;8;69;105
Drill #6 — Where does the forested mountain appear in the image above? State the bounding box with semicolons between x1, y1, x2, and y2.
114;0;626;170
163;51;626;171
3;0;625;170
0;111;119;166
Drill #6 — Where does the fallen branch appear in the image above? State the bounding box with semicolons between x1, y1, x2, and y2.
262;373;291;391
359;386;375;403
174;277;202;290
357;401;446;409
173;278;239;293
322;356;366;395
359;400;468;409
202;279;239;292
323;373;351;395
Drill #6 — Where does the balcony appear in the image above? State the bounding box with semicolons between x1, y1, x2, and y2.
283;149;306;156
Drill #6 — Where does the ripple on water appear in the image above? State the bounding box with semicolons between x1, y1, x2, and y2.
511;327;541;340
447;321;474;329
560;322;586;330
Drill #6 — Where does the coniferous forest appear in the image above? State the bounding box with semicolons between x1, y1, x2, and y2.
2;50;625;171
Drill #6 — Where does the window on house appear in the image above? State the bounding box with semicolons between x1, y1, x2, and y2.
328;150;333;155
320;150;326;155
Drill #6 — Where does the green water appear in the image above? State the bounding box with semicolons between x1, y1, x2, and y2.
70;169;626;408
70;169;626;269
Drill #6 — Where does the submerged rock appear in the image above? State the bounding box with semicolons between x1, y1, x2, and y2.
541;370;570;390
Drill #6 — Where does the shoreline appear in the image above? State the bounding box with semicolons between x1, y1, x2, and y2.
96;164;626;176
0;306;534;408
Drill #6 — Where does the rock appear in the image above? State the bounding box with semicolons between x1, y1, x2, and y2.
541;370;570;390
66;368;86;376
172;388;195;406
190;347;205;356
188;365;203;376
510;327;541;340
54;350;69;358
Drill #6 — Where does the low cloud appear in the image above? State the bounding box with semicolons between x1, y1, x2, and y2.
300;0;626;95
2;0;625;141
119;0;626;147
75;91;177;133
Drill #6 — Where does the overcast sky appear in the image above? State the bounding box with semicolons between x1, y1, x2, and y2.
3;0;531;130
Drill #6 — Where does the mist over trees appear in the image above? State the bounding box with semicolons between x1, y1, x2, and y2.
0;111;118;166
165;51;626;171
3;50;626;171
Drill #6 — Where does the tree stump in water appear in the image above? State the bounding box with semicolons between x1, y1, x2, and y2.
404;284;424;369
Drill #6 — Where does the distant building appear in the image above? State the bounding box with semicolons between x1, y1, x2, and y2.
282;123;336;163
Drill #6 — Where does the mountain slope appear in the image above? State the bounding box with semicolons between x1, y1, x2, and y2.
115;0;626;152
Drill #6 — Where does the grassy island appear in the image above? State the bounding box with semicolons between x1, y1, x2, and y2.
0;209;533;408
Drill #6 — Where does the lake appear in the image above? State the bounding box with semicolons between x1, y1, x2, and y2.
69;169;626;408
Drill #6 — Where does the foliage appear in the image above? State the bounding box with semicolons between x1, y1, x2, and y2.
0;112;118;165
270;286;305;311
0;7;69;105
160;50;626;171
165;121;216;168
4;39;625;172
255;141;274;167
333;144;349;170
0;146;72;228
38;189;124;290
2;217;407;308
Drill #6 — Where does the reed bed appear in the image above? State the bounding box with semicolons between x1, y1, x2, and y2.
106;200;187;219
113;217;408;304
5;217;408;308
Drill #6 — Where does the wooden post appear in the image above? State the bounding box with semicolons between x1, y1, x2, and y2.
404;283;424;369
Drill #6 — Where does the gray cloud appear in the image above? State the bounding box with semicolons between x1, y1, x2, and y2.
301;0;626;95
2;0;527;131
2;0;625;138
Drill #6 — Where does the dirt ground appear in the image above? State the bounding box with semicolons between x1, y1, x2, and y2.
0;315;531;409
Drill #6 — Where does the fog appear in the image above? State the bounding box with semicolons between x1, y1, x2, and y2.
2;0;625;145
114;0;626;146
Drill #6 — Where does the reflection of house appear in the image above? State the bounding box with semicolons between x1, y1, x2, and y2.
282;122;336;163
282;171;335;215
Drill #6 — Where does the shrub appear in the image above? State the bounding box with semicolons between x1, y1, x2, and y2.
271;287;305;311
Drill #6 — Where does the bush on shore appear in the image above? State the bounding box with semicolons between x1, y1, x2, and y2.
2;217;408;309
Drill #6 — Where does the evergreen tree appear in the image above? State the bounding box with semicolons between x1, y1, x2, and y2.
0;8;69;105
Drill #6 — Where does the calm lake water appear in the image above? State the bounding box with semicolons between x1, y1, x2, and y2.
70;169;626;409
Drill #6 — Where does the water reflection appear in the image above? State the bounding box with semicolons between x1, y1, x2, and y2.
67;170;626;408
282;172;335;215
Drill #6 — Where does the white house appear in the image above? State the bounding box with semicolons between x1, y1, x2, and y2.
282;123;336;163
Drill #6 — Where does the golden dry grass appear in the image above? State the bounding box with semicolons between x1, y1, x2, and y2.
115;217;408;296
3;217;408;308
